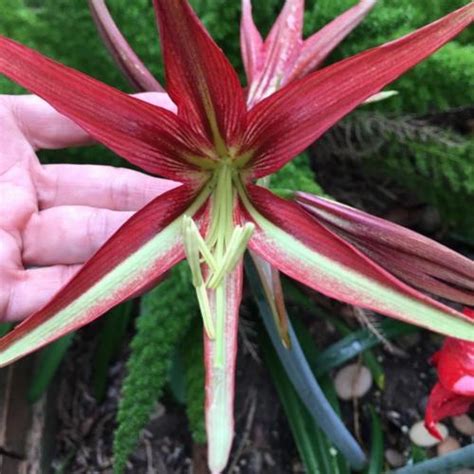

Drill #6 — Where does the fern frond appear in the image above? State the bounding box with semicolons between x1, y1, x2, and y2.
182;321;206;444
113;263;196;474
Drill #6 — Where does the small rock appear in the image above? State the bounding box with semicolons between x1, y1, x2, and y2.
409;421;447;447
437;436;460;456
452;415;474;436
334;364;372;400
384;448;405;468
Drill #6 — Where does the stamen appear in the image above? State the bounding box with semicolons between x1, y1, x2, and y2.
182;216;215;339
207;223;255;289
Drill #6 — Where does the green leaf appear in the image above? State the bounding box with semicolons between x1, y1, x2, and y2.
246;255;365;470
113;263;196;474
182;320;206;444
314;320;415;377
364;406;384;474
261;329;349;474
0;323;13;338
28;333;74;403
393;444;474;473
92;300;133;401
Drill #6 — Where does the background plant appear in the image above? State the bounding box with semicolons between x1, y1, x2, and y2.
0;0;472;472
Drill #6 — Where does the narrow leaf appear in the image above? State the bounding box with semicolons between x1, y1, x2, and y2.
364;406;384;474
392;444;474;474
246;255;366;470
27;333;74;403
313;320;416;376
92;300;134;401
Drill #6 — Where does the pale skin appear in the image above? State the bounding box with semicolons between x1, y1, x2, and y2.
0;93;178;321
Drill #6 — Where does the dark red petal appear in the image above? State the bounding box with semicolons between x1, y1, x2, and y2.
0;35;207;181
436;337;474;396
89;0;164;92
425;382;473;439
296;192;474;305
242;184;473;338
240;0;263;86
241;4;474;178
246;0;304;107
154;0;246;149
0;185;207;366
290;0;377;81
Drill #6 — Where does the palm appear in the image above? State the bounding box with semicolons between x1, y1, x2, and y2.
0;94;177;321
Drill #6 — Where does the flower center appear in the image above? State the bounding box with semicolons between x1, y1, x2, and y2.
182;163;254;366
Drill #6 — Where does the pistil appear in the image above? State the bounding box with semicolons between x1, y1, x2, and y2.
183;164;254;367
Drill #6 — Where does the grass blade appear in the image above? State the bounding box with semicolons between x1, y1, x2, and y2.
28;333;74;402
246;255;367;470
364;406;384;474
313;320;416;376
92;301;133;401
392;444;474;473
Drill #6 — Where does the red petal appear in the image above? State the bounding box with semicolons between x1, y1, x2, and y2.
290;0;377;81
297;192;474;305
204;263;243;473
246;0;304;107
0;36;207;182
154;0;246;149
425;382;473;439
240;0;263;87
436;337;474;396
0;185;206;366
89;0;164;92
241;185;473;338
241;4;474;177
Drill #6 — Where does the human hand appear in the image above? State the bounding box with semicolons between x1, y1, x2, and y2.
0;93;178;321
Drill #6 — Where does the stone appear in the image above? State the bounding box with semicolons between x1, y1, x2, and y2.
334;364;372;400
452;415;474;437
437;436;460;456
384;448;405;468
409;421;447;447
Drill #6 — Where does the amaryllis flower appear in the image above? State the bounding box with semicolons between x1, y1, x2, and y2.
425;308;474;439
0;1;473;472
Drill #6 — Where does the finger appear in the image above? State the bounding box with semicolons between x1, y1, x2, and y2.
2;265;80;321
36;164;180;211
22;205;135;266
2;92;176;150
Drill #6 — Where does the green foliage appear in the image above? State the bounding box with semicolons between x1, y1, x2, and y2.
334;111;474;236
305;0;474;113
28;333;74;403
93;301;134;401
270;152;324;196
374;136;474;235
182;320;206;444
113;263;196;473
0;2;472;470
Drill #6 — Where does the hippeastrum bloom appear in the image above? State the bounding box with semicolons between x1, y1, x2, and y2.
0;1;473;472
425;308;474;439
